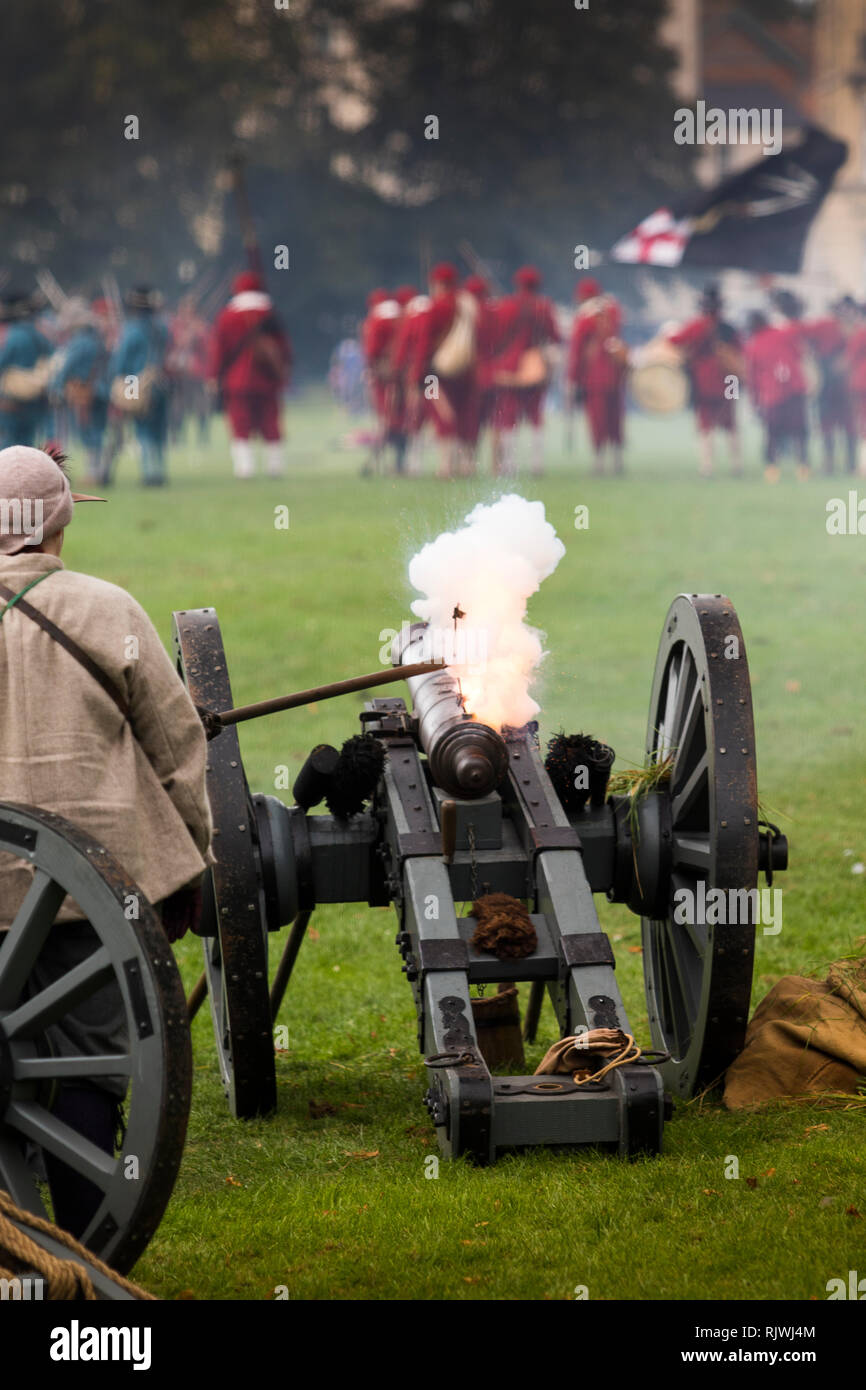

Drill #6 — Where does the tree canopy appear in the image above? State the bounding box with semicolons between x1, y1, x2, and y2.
0;0;700;370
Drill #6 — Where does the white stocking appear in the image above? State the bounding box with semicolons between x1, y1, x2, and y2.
231;439;255;478
265;441;285;477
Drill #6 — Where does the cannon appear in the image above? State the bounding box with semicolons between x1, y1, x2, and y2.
0;804;191;1279
173;593;787;1162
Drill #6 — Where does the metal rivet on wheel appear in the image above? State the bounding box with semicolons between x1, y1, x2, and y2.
720;747;726;754
741;747;747;754
744;817;751;825
716;698;723;705
238;824;246;832
230;760;238;768
721;820;727;828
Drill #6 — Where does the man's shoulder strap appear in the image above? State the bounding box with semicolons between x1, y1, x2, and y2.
0;575;130;720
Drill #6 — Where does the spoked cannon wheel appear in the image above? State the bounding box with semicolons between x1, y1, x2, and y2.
0;804;191;1274
641;594;758;1098
172;608;276;1119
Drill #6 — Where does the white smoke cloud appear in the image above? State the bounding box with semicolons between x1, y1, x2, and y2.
407;494;565;730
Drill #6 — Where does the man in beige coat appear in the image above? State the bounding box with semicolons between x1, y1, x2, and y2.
0;443;213;1236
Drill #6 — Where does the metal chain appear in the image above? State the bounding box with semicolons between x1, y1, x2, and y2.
468;824;485;996
468;823;479;901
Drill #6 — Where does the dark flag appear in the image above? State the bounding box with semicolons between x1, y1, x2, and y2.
611;125;847;273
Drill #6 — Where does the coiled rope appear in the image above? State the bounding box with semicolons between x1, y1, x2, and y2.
0;1188;154;1301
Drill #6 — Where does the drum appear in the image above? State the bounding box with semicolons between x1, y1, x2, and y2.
628;338;689;414
629;362;690;414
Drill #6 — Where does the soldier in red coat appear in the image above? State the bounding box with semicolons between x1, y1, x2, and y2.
743;310;773;435
207;270;292;478
390;285;429;474
463;274;500;467
489;266;560;477
743;292;810;482
409;262;479;479
667;285;743;478
361;288;402;472
803;298;857;475
567;277;628;476
361;288;392;411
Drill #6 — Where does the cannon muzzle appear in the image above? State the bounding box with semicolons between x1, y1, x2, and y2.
393;623;508;799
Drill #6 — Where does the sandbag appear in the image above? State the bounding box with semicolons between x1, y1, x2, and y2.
724;955;866;1109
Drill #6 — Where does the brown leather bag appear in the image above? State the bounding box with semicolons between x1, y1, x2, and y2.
253;333;286;381
493;346;552;389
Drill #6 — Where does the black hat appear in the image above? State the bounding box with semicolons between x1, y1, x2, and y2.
699;283;722;313
833;294;859;316
771;288;803;319
0;291;36;323
125;286;163;312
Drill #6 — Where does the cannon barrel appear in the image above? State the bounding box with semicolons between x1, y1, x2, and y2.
393;623;508;799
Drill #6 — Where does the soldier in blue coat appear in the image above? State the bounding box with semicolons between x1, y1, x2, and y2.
53;298;110;484
0;293;53;448
108;287;170;485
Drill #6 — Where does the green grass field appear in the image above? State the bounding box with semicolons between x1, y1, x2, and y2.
71;394;865;1300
